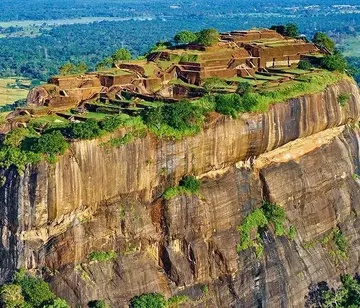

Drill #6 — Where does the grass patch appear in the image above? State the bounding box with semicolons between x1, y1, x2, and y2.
88;250;117;262
164;176;201;200
338;93;351;107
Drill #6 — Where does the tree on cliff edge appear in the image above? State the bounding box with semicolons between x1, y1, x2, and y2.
196;28;219;46
112;48;131;63
312;32;335;52
174;30;198;44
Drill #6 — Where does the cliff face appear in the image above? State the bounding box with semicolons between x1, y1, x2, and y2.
1;79;360;307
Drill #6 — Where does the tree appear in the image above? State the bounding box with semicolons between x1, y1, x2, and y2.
236;82;252;96
96;57;114;71
297;60;312;70
196;28;219;46
0;284;25;308
88;300;110;308
270;25;285;36
111;48;131;62
174;30;198;44
18;276;56;307
129;293;168;308
77;62;88;74
31;131;69;155
143;107;164;129
214;93;244;118
284;23;299;37
59;62;76;76
202;77;227;95
271;24;299;37
4;127;29;148
320;51;348;72
163;101;202;130
44;298;71;308
312;32;335;52
68;119;102;139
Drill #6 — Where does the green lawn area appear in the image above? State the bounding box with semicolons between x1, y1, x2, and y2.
0;78;30;106
226;76;265;85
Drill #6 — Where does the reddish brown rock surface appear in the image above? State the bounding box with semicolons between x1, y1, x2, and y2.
1;79;360;307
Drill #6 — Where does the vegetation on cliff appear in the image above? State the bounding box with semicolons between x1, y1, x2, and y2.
0;269;70;308
163;176;201;200
129;293;189;308
306;274;360;307
236;201;295;257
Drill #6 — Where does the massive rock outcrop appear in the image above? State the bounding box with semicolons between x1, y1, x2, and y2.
1;79;360;307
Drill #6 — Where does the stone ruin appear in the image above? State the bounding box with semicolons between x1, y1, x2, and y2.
8;28;325;125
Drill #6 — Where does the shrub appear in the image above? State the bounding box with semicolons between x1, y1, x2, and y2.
112;48;131;62
174;30;198;44
288;225;296;241
3;127;30;148
168;295;189;306
0;284;24;308
338;94;350;107
333;227;347;253
200;285;209;294
215;93;244;118
129;293;168;308
180;176;200;193
297;60;312;70
236;82;252;96
31;131;68;155
262;200;286;236
196;28;219;46
88;300;109;308
44;298;71;308
163;101;202;130
143;107;165;129
164;175;201;200
320;51;348;72
100;116;122;132
88;250;117;262
68;119;102;139
202;77;227;95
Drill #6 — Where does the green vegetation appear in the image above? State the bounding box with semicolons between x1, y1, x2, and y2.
112;48;131;62
163;176;201;200
214;93;245;118
31;131;69;156
297;60;312;70
270;23;299;37
338;94;351;107
129;293;189;308
321;51;349;72
312;32;335;52
305;226;348;264
143;101;204;140
236;201;294;257
200;285;209;294
59;62;88;75
306;274;360;307
174;30;198;45
236;82;252;96
67;119;103;139
87;250;117;262
130;293;168;308
0;269;69;308
88;300;110;308
167;295;189;307
196;28;219;46
202;77;227;95
288;225;296;241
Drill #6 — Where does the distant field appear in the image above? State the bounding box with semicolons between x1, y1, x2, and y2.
339;35;360;57
0;78;30;106
0;16;153;28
